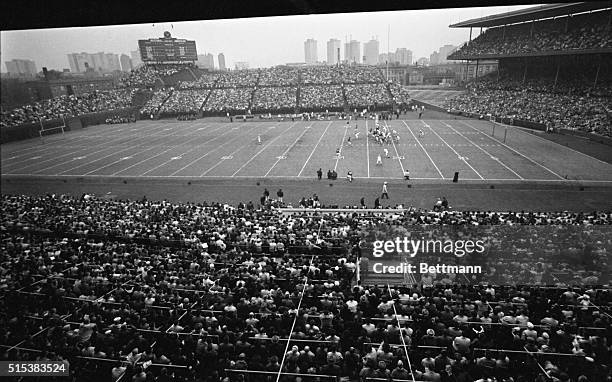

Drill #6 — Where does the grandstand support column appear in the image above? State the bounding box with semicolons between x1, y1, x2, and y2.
553;59;560;90
522;58;528;84
475;59;479;80
593;55;601;89
468;27;473;44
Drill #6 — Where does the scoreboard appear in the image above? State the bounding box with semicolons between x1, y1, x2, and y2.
138;31;197;63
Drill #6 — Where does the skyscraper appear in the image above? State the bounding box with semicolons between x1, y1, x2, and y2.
363;39;379;65
120;54;133;72
344;40;361;64
197;54;214;69
438;44;457;63
327;39;341;66
218;53;226;71
304;39;318;64
67;52;120;73
130;50;142;68
395;48;413;65
4;59;37;77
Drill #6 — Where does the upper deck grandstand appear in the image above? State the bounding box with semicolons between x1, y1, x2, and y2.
442;2;611;137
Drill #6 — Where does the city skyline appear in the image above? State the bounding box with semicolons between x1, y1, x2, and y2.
1;5;537;72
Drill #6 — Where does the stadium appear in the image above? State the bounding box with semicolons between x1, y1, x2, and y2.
0;2;611;382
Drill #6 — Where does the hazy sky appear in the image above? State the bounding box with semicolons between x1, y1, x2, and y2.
1;5;538;72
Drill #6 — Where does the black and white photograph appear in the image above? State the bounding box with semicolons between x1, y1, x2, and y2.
1;1;611;381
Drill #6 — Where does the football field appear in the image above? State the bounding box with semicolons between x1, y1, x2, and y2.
2;117;612;184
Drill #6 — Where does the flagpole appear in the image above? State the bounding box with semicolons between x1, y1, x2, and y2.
386;24;390;82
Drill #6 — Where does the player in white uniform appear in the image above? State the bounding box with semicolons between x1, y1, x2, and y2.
376;155;382;166
257;135;262;144
384;148;389;158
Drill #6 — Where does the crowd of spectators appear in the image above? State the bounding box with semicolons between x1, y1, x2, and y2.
299;86;345;110
216;71;259;88
139;90;172;118
344;84;392;109
178;74;219;89
120;66;161;89
105;115;136;124
389;83;412;106
339;65;384;84
257;67;299;86
300;67;341;85
203;88;253;113
445;76;612;137
1;90;135;128
251;87;297;112
450;11;612;58
0;193;610;382
159;90;209;116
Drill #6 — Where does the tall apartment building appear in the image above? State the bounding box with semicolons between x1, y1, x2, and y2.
4;59;37;77
67;52;121;73
304;39;318;64
119;54;133;72
344;40;361;64
326;39;341;66
197;53;214;69
363;39;379;65
218;53;226;71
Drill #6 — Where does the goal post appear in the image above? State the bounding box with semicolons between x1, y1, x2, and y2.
39;116;66;144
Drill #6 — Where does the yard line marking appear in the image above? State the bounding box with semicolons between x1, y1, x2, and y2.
365;118;370;178
494;122;612;167
163;123;250;176
57;133;174;175
298;121;332;177
1;123;142;157
422;120;484;180
232;122;297;177
402;120;444;179
112;123;224;176
2;122;171;172
200;124;271;176
384;121;406;175
264;123;312;177
441;121;524;180
459;120;565;180
14;126;171;174
334;124;349;172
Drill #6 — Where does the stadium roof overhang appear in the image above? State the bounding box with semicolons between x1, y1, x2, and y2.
449;2;612;28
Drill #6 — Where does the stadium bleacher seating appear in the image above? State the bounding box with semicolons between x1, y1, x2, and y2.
449;11;612;59
1;193;610;382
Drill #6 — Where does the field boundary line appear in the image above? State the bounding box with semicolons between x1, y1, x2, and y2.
495;121;612;167
459;120;564;180
441;121;524;180
422;120;484;180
